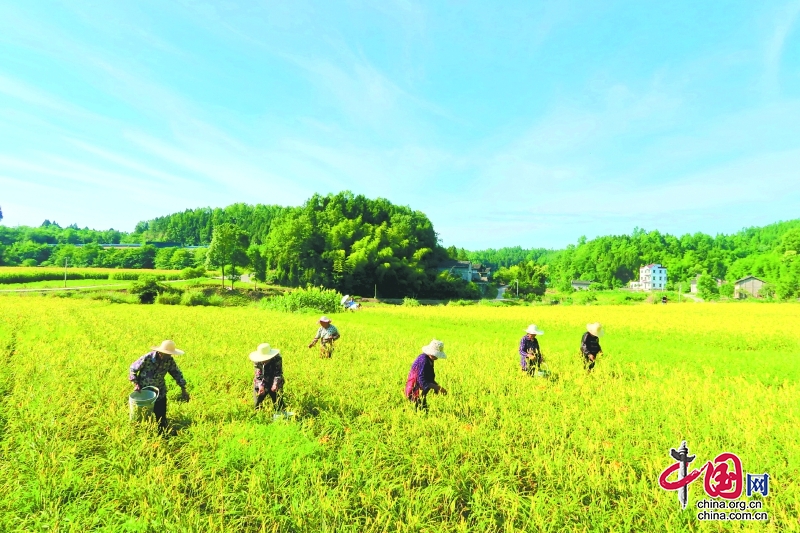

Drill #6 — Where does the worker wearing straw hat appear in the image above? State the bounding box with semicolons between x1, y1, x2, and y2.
129;340;190;432
250;343;285;412
405;340;448;412
341;294;359;311
308;316;340;358
519;324;545;376
581;322;605;372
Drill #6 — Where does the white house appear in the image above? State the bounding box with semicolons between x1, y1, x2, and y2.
629;263;667;291
571;280;592;291
437;260;476;282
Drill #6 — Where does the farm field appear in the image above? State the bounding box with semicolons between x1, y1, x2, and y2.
0;266;181;277
0;278;223;291
0;266;265;295
0;298;797;532
0;278;130;290
0;266;183;285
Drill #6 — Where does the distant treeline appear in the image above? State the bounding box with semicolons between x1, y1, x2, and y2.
0;193;481;299
2;194;800;299
470;222;800;299
0;221;206;270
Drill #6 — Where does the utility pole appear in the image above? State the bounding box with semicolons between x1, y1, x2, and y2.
374;284;377;299
64;257;69;288
514;279;519;298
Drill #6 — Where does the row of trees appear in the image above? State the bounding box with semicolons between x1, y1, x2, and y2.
4;195;800;299
0;192;480;299
0;240;208;270
133;203;288;246
470;222;800;299
200;194;480;298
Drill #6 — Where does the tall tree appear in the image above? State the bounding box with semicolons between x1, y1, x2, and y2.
205;223;250;288
247;245;267;289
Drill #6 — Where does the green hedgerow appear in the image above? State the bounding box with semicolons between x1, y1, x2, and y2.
261;286;342;314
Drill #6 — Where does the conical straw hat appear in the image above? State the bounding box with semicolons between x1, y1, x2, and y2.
249;343;281;362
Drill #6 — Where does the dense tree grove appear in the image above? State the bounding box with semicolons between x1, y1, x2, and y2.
134;203;287;245
492;261;549;300
252;192;472;298
465;246;558;268
0;192;479;298
470;221;800;298
2;192;799;299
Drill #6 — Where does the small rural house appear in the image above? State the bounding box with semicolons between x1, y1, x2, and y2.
689;274;723;294
628;263;667;291
473;263;493;282
437;260;477;282
734;276;766;299
571;280;592;291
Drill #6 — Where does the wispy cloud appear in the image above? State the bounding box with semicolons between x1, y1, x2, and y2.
0;75;91;117
123;130;309;205
1;0;798;249
764;0;800;95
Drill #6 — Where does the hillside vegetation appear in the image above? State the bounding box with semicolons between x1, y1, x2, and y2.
2;191;800;298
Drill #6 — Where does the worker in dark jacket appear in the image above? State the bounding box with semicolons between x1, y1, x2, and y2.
250;343;285;412
405;340;448;411
519;324;545;376
581;322;604;372
129;339;190;433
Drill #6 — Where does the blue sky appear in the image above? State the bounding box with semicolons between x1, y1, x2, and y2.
1;1;799;249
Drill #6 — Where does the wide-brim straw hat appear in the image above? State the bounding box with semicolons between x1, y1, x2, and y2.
341;295;350;305
422;339;446;359
525;324;544;335
151;339;184;355
319;315;332;324
249;343;280;363
587;322;605;337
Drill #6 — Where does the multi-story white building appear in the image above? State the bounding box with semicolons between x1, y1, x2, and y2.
629;263;667;291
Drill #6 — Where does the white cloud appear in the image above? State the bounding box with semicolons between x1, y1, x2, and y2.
764;0;800;95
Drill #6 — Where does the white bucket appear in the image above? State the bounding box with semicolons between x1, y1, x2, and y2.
129;386;159;422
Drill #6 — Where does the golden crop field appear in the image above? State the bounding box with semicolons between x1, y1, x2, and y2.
0;297;797;532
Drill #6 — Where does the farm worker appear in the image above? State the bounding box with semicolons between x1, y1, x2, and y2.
581;322;605;372
341;295;359;311
308;316;340;358
519;324;545;376
129;340;190;432
250;343;285;412
405;340;448;411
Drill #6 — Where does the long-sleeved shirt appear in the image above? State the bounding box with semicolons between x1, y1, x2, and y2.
580;332;602;356
405;353;437;400
519;336;542;371
253;356;284;392
129;351;186;395
314;324;340;342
